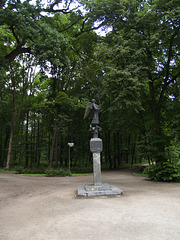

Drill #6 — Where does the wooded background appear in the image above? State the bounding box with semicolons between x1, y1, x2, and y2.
0;0;180;172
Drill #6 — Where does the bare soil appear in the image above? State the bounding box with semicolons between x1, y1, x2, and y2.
0;169;180;240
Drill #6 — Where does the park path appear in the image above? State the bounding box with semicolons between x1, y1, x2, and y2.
0;169;180;240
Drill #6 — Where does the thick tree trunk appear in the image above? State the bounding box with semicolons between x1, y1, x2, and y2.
49;121;57;168
131;141;136;165
104;132;108;164
6;72;27;169
6;120;16;169
113;133;117;168
0;134;2;167
149;78;166;163
60;141;63;166
2;129;10;167
55;132;58;168
25;110;29;168
30;126;33;168
117;132;122;167
107;131;112;169
37;120;41;167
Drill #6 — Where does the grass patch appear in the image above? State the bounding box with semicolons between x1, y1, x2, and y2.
134;173;147;177
0;168;16;174
21;174;46;176
18;173;90;177
19;173;90;177
72;173;91;176
0;167;90;177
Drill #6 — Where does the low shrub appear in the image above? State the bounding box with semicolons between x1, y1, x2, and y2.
143;160;180;182
15;166;25;174
15;166;72;176
15;166;46;174
45;168;72;177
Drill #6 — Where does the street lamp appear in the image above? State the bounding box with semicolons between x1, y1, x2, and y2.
68;142;74;171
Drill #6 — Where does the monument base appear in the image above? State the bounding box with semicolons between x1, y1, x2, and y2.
77;183;123;198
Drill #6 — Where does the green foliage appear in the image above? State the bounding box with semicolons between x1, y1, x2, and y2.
143;160;180;182
0;168;16;174
0;0;180;170
15;166;72;177
45;168;72;177
15;166;46;174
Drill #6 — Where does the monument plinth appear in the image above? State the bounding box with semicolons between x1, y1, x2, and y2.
77;98;123;198
90;137;102;186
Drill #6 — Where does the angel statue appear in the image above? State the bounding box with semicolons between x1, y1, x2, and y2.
84;99;101;138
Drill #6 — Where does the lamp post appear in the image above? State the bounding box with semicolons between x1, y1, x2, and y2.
68;143;74;171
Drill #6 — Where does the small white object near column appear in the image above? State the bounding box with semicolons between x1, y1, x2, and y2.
68;143;74;171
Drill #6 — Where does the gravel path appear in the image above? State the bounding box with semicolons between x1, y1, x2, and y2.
0;170;179;240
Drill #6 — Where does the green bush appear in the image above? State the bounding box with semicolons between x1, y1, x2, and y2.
143;160;180;182
15;166;25;174
45;168;72;177
15;166;46;174
15;166;72;176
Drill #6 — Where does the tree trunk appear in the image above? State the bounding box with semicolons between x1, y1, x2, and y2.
55;132;58;168
25;110;29;168
33;116;37;164
107;131;112;169
104;132;108;164
149;80;166;163
6;120;16;169
49;120;57;168
125;136;131;164
37;119;41;167
2;128;10;168
117;132;122;167
60;141;63;166
113;133;117;168
6;71;27;169
0;134;3;167
131;140;136;165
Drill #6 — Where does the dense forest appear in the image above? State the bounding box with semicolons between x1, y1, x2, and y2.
0;0;180;180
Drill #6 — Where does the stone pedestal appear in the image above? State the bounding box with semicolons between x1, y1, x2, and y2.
77;184;123;197
90;138;103;186
93;152;101;186
77;137;123;198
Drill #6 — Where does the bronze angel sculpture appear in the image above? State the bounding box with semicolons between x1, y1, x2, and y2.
84;99;101;124
84;99;101;138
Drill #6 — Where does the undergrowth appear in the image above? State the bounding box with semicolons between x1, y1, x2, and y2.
143;160;180;182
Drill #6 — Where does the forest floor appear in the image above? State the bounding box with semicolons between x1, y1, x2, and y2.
0;169;180;240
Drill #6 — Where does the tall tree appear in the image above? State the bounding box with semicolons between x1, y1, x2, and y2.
0;0;96;168
86;0;180;163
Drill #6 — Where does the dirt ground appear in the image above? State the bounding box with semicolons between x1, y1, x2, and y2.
0;169;180;240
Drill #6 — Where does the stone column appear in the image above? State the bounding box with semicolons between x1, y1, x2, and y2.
93;152;101;186
77;137;123;197
90;138;103;186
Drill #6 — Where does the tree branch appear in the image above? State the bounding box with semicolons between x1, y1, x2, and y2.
59;17;82;33
165;32;176;82
74;20;104;37
9;25;20;44
5;45;31;62
159;70;180;104
41;0;79;14
159;32;178;103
